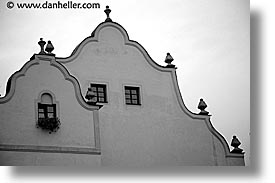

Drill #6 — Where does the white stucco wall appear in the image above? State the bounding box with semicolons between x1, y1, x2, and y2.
0;151;101;166
0;56;101;165
57;23;241;166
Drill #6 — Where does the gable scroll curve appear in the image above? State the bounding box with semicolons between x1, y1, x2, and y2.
0;55;102;111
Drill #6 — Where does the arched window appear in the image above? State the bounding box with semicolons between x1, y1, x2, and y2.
38;93;56;119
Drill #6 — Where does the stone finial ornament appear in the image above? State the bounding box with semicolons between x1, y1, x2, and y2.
230;135;244;154
104;5;112;22
85;87;97;105
38;38;46;54
45;40;54;55
198;98;209;115
165;53;175;68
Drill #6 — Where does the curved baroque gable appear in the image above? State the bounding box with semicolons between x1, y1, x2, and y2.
55;22;235;158
0;55;101;111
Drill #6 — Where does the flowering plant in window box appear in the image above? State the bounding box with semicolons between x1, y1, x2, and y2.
36;117;60;134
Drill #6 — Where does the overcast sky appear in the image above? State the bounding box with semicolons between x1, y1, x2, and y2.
0;0;250;165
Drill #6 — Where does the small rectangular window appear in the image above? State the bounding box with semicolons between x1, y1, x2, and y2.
38;103;56;119
124;86;141;105
90;83;108;103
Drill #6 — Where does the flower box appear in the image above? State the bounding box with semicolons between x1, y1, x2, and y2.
36;117;60;134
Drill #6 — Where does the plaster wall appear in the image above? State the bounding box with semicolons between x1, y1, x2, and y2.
226;156;245;166
0;58;100;165
0;151;100;166
60;25;227;166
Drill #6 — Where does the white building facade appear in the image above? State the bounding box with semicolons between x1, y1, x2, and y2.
0;6;244;166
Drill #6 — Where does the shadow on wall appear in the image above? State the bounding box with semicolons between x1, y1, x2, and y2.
7;11;259;177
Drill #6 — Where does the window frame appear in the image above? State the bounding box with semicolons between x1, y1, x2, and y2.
124;86;141;105
90;83;108;103
38;103;57;119
35;90;59;122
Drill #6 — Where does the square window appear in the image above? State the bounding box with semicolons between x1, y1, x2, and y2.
90;83;107;103
124;86;141;105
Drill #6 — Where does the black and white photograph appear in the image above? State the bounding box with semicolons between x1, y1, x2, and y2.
0;0;267;182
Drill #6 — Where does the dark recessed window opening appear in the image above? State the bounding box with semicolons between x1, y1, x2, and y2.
125;86;141;105
90;83;107;103
38;103;56;119
38;93;57;119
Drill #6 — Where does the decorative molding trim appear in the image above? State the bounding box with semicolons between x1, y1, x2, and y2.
93;110;101;150
36;55;53;61
0;144;101;155
0;54;102;111
169;67;244;161
56;22;169;72
225;154;244;158
49;57;102;111
0;60;39;103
